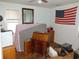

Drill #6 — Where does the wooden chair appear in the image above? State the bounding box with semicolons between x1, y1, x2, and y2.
31;32;49;59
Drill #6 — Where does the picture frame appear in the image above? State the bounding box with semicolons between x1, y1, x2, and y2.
22;8;34;24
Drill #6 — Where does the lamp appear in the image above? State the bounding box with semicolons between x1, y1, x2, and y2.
38;0;48;3
38;0;42;3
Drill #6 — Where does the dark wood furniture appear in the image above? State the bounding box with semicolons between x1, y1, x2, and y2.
48;30;54;44
31;32;50;59
24;40;32;55
24;31;55;59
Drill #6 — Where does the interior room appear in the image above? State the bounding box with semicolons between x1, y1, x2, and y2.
0;0;79;59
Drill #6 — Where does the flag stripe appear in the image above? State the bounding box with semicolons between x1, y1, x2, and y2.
56;19;75;22
55;21;75;23
56;17;76;20
64;12;77;15
56;19;75;21
64;9;77;13
64;15;76;18
55;7;77;25
65;7;77;11
55;22;75;25
57;20;74;22
56;21;75;23
55;21;75;24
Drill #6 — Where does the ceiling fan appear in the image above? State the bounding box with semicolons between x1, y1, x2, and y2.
41;0;48;3
27;0;48;3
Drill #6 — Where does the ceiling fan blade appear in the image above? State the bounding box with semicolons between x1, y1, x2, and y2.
42;0;48;3
26;0;34;2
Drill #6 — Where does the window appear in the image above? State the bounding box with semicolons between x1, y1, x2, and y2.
6;9;19;20
6;20;18;33
5;9;19;33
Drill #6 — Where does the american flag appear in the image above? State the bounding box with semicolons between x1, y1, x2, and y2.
55;7;77;25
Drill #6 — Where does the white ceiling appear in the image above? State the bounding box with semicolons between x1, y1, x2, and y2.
0;0;79;8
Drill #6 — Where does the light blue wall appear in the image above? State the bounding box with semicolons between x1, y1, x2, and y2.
0;2;52;28
51;2;79;50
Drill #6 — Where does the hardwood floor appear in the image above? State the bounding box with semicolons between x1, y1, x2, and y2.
2;44;73;59
16;52;27;59
16;52;46;59
16;52;74;59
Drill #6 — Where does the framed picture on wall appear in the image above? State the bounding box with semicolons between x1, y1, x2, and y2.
22;8;34;24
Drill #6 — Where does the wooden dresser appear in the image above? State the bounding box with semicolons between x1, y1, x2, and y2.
2;45;16;59
24;31;55;55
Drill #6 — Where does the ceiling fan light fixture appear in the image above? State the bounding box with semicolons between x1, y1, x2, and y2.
42;0;48;3
38;0;43;3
